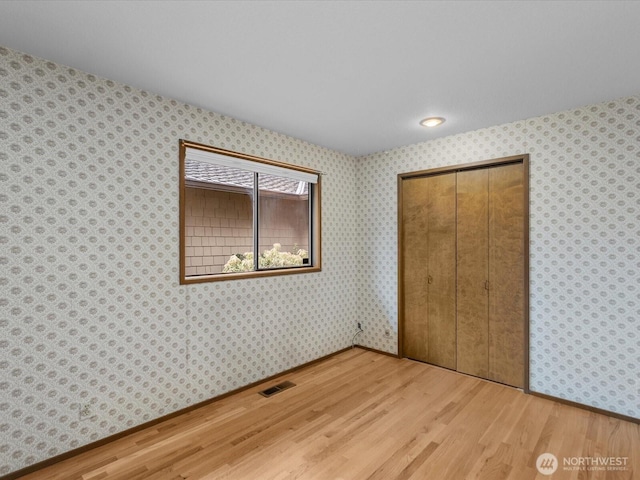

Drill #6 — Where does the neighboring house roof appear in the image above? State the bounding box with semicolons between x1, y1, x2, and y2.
185;159;308;195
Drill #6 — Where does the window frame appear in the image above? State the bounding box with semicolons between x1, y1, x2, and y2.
179;139;321;284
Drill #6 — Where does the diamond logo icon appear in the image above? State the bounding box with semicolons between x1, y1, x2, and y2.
536;453;559;475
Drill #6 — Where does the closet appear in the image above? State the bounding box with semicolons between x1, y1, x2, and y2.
399;156;528;389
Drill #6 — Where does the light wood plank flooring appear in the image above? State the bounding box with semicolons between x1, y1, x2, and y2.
18;349;639;480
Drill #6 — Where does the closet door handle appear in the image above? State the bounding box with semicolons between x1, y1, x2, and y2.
484;280;489;290
428;275;433;284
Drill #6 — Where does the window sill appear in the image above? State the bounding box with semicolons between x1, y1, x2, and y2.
180;265;322;284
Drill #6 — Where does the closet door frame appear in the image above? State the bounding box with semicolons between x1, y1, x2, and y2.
397;154;530;393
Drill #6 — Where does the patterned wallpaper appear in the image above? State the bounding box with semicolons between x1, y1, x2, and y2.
356;96;640;419
0;46;358;475
1;43;639;476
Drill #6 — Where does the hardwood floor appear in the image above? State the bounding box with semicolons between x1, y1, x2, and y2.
17;349;639;480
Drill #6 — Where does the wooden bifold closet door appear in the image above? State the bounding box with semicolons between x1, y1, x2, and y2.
457;163;525;388
400;157;527;389
401;173;457;370
456;168;490;379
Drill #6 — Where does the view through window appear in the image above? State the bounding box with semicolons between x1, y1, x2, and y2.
179;140;321;283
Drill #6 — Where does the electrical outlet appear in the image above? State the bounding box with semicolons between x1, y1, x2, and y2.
79;403;92;420
384;329;391;338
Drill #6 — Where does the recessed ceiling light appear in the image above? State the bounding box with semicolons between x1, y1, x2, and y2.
420;117;446;128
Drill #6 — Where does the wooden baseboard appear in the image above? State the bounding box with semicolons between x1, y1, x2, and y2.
529;390;639;425
2;347;352;480
354;344;400;358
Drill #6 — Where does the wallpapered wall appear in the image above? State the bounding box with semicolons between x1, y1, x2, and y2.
0;46;359;475
356;95;640;419
1;44;639;476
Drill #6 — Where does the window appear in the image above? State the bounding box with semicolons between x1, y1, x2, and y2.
179;140;321;283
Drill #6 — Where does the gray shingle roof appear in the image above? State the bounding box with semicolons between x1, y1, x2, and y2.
185;159;308;195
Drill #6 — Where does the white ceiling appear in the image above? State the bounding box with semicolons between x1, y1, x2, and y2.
1;1;639;156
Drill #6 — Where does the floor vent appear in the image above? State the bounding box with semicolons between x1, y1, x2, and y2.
259;381;296;397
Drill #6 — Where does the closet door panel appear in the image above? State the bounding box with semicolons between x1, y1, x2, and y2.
426;173;457;369
456;169;489;378
488;163;525;387
402;177;430;362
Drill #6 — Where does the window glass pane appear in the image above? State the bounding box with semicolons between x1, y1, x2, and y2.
184;159;254;276
258;173;310;270
180;141;320;283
